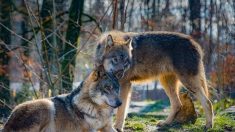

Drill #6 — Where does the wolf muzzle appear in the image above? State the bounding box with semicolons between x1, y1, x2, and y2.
109;99;122;108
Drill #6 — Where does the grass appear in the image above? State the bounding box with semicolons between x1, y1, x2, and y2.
169;114;235;132
124;99;235;132
125;114;235;132
213;98;235;112
125;113;166;132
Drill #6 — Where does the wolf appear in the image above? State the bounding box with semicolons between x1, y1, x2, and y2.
3;66;121;132
95;30;214;131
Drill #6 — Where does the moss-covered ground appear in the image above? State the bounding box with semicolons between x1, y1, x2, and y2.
124;99;235;132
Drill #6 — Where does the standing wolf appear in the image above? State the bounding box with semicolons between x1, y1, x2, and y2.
3;66;121;132
95;31;214;131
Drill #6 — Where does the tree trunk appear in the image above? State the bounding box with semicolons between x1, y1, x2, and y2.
112;0;118;29
0;0;12;117
207;0;214;71
151;0;156;31
189;0;201;39
128;0;134;31
120;0;126;30
40;0;60;95
181;0;187;33
9;0;28;97
61;0;84;92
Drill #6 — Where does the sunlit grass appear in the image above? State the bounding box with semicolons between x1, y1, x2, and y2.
125;112;235;132
124;99;235;132
125;113;166;131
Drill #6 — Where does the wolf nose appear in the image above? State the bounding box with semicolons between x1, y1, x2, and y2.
116;100;122;107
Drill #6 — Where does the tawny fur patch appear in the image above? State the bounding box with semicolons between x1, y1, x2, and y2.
174;93;197;124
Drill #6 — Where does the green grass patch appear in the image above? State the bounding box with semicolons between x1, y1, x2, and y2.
180;114;235;132
125;121;145;132
213;98;235;112
123;99;235;131
125;113;166;131
125;114;235;132
128;113;166;123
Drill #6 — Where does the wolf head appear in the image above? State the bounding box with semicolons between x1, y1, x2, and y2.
87;66;122;108
95;34;132;79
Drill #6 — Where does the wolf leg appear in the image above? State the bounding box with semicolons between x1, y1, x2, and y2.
179;72;214;129
157;73;182;126
100;124;117;132
114;81;132;132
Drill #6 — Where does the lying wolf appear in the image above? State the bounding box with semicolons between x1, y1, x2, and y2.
3;66;121;132
95;31;214;131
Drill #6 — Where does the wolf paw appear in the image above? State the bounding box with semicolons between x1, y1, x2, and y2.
115;128;123;132
204;123;213;130
157;120;168;127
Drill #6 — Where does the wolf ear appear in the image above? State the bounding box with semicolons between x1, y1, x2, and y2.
91;65;105;81
123;35;130;41
123;35;132;47
125;38;132;46
97;65;105;77
106;35;114;49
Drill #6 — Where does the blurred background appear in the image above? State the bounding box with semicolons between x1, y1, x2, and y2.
0;0;234;127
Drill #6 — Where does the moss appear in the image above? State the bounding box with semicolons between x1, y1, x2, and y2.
125;113;166;131
123;99;235;131
174;115;235;132
124;101;235;132
125;121;145;131
127;113;166;123
209;114;235;132
213;98;235;112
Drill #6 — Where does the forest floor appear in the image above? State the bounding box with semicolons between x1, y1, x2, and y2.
124;100;235;132
1;100;235;132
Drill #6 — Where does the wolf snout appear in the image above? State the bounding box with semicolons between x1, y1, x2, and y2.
106;97;122;108
109;99;122;108
115;100;122;108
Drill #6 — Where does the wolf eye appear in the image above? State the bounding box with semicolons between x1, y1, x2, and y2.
106;86;112;90
120;55;124;60
112;57;118;64
103;86;111;94
103;90;108;94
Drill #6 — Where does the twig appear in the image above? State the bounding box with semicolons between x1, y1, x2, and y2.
0;99;12;111
82;13;102;32
0;82;28;98
24;0;54;89
0;22;33;44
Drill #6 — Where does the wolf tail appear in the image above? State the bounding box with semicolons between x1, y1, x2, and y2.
200;64;209;97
